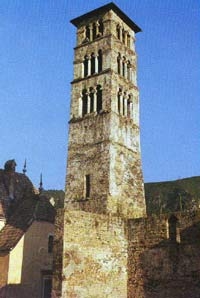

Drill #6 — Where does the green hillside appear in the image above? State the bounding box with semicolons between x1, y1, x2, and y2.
144;176;200;215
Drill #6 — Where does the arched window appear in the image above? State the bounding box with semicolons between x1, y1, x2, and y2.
127;95;132;118
116;24;120;40
123;92;127;116
118;88;122;114
82;89;88;116
89;87;94;113
122;29;125;44
86;25;90;41
127;60;131;80
98;50;102;73
168;215;179;243
117;53;121;75
84;55;89;77
48;235;54;253
96;85;102;113
91;53;95;75
99;19;104;36
127;34;131;48
92;23;97;40
122;57;125;77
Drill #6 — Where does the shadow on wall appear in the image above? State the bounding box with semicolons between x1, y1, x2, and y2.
128;213;200;298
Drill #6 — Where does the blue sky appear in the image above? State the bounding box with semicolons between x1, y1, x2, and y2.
0;0;199;190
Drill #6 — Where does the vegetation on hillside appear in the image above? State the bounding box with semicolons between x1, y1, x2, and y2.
145;176;200;215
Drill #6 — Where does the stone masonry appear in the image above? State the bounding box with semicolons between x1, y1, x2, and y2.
61;3;146;297
55;3;200;298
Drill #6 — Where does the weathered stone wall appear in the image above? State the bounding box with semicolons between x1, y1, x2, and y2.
66;6;145;218
128;211;200;298
52;209;64;298
62;210;128;298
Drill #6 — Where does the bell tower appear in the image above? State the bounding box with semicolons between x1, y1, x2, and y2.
61;4;146;297
65;2;146;219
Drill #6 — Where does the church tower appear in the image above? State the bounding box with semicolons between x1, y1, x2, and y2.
65;2;146;219
61;3;146;297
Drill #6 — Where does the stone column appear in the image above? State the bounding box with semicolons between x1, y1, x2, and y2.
124;96;128;117
96;21;99;36
88;56;91;76
81;62;84;78
93;90;97;113
95;55;98;73
87;91;90;114
89;25;93;41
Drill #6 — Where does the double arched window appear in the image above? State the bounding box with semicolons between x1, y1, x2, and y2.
117;88;134;119
83;19;104;42
117;54;135;83
116;24;131;49
81;85;102;117
83;50;103;78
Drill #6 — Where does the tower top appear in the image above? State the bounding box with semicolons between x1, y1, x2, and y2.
70;2;142;33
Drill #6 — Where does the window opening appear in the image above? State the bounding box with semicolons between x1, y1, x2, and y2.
85;174;90;198
92;23;97;40
86;26;90;40
127;95;131;118
117;54;121;74
122;57;125;77
127;34;131;48
99;19;104;36
82;89;88;116
98;50;102;73
91;53;95;75
122;29;125;44
117;25;120;39
84;55;89;77
48;235;53;253
42;275;52;298
90;88;94;113
168;215;178;243
96;85;102;113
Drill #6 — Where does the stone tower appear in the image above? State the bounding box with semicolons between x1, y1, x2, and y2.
65;2;146;219
62;3;146;297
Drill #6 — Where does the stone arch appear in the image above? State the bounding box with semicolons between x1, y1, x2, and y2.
82;89;88;116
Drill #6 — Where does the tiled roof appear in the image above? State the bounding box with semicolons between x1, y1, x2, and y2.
0;195;55;252
0;167;55;252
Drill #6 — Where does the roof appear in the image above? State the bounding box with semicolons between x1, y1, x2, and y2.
70;2;141;33
0;195;55;252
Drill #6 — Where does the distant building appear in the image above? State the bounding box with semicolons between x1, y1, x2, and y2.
0;160;55;298
53;3;200;298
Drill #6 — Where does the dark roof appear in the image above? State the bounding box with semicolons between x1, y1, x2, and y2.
0;195;55;252
70;2;141;33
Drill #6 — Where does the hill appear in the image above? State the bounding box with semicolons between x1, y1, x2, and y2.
144;176;200;215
